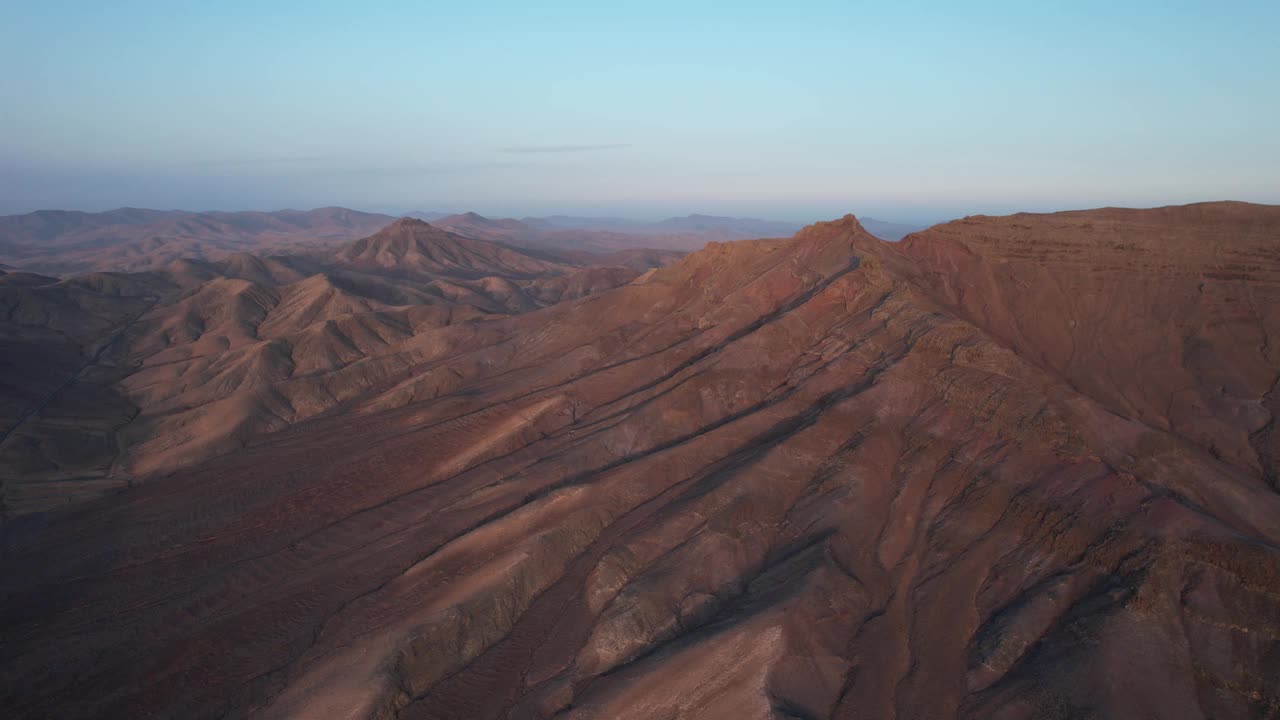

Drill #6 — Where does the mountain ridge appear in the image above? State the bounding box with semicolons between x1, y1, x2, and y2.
1;201;1278;719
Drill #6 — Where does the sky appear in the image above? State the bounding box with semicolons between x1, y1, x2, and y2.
1;0;1277;224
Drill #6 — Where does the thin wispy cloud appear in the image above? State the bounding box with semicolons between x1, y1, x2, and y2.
497;143;633;154
172;156;537;175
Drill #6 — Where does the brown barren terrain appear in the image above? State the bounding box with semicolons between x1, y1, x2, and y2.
1;203;1279;719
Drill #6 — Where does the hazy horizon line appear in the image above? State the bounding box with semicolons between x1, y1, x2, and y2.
2;198;1274;228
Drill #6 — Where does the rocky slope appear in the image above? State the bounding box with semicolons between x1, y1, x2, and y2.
1;203;1278;719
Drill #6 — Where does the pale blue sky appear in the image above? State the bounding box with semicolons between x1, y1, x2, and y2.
1;1;1277;223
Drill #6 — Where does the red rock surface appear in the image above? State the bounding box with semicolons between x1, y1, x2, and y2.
1;203;1279;719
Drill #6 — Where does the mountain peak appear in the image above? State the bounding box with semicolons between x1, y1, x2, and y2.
383;217;434;231
335;216;576;281
435;211;504;227
795;213;869;239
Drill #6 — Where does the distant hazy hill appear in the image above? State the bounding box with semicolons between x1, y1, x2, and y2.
0;207;399;274
0;206;922;274
403;210;452;222
519;213;802;239
424;212;805;252
1;207;804;274
522;212;926;241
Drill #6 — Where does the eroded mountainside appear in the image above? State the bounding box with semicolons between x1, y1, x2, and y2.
2;203;1279;719
0;219;675;512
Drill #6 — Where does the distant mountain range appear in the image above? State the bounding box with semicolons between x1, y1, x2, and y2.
0;207;926;276
424;212;797;255
517;213;803;238
514;213;923;240
0;207;396;275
